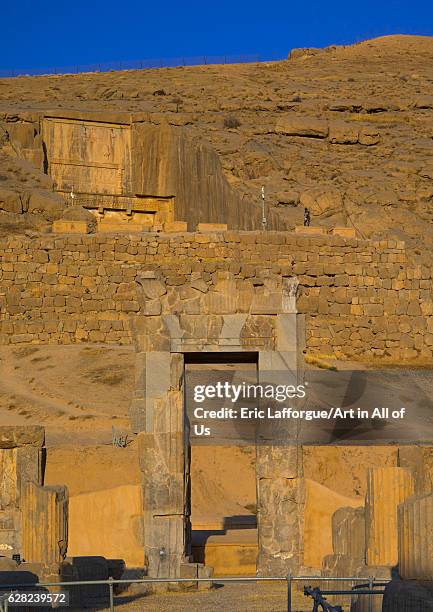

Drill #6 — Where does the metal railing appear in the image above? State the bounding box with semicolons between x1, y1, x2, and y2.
0;53;284;78
0;574;390;611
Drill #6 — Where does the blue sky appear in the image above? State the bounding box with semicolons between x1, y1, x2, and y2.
2;0;433;71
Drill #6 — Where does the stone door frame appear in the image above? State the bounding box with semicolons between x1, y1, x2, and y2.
130;275;305;577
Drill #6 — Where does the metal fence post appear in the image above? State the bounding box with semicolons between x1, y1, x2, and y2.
368;576;374;612
287;573;292;612
109;577;114;612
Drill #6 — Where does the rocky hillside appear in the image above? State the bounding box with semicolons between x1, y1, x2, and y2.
0;35;432;247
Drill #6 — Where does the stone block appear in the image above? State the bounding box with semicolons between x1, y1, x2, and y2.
145;515;187;578
97;222;151;233
197;563;213;591
251;289;282;314
196;223;227;232
164;221;188;232
366;467;414;567
328;121;359;144
303;480;364;570
52;220;90;234
332;227;356;239
137;278;166;300
256;476;303;575
359;126;380;146
398;446;427;494
322;553;365;578
179;562;213;590
276;314;298;350
22;482;68;566
398;492;433;580
256;446;300;480
28;190;65;220
275;116;329;138
332;506;365;557
295;226;326;235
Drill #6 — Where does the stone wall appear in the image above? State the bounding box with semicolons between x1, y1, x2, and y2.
1;230;432;362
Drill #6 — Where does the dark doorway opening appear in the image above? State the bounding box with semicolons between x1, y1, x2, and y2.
184;351;258;576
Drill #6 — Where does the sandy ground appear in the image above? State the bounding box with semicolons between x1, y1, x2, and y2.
0;344;133;446
81;582;314;612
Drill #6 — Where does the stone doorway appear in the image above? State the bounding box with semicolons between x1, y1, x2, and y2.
130;272;304;577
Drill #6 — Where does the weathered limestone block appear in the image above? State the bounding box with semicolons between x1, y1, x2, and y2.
204;286;238;315
366;467;414;566
0;429;44;557
328;121;359;144
358;126;380;146
275;116;329;138
332;506;365;558
256;446;301;480
139;432;185;515
52;220;90;234
61;556;110;608
97;221;151;233
137;354;190;578
398;446;427;495
164;221;188;232
322;553;365;578
180;562;213;590
145;515;187;578
398;492;433;580
131;351;182;432
251;288;283;314
140;430;189;578
303;481;363;570
256;475;304;575
22;482;68;565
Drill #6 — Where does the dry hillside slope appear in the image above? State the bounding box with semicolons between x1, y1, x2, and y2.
0;35;432;249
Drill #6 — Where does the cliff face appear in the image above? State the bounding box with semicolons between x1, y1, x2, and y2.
0;111;285;232
131;122;284;230
0;35;433;242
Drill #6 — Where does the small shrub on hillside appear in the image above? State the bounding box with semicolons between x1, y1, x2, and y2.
223;115;241;129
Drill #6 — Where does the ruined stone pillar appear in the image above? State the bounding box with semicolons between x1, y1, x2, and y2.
398;492;433;580
22;482;68;565
0;426;44;558
365;467;414;567
137;352;190;578
256;446;304;574
256;293;305;575
332;506;365;558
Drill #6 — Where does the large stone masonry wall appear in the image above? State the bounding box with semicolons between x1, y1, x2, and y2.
0;230;432;361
